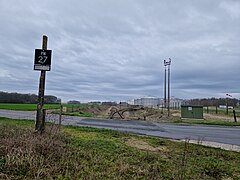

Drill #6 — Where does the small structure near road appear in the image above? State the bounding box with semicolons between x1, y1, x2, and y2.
181;105;203;120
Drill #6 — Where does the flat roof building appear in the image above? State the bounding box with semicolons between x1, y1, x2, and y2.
133;97;183;107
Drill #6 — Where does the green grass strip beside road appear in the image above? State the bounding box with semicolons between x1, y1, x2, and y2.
62;111;94;117
0;117;34;127
175;119;240;126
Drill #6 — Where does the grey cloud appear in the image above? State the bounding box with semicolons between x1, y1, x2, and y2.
0;0;239;102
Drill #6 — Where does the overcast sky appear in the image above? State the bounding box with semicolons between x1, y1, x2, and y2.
0;0;239;102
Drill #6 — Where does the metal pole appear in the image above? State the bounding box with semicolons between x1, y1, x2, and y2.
35;35;48;132
168;62;170;117
164;65;167;108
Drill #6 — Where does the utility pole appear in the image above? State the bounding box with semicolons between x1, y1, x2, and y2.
163;58;171;117
164;61;167;108
168;58;171;117
35;35;48;132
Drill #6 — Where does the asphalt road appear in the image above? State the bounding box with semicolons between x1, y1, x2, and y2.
0;109;240;146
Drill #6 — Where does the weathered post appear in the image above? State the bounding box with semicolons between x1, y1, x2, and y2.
233;109;237;123
59;105;63;126
34;35;52;133
226;103;228;115
161;103;163;114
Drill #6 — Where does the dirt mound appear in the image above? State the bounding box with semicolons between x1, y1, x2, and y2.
67;105;180;122
105;106;176;122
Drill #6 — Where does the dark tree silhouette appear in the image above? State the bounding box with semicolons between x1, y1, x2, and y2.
0;91;61;104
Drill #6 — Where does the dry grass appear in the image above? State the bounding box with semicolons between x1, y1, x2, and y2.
124;137;168;153
203;113;235;122
0;124;73;179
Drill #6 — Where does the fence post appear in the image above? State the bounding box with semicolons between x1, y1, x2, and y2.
59;105;63;126
233;110;237;123
226;104;228;115
216;106;218;114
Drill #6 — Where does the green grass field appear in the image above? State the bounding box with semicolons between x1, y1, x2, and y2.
0;103;61;111
0;117;240;179
0;103;93;111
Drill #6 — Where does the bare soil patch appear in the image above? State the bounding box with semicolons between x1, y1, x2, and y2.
124;137;168;153
172;111;237;122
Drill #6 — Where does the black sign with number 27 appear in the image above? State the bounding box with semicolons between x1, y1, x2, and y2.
34;49;52;71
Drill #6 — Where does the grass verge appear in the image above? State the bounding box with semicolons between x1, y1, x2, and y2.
174;119;240;126
62;111;94;117
0;117;240;179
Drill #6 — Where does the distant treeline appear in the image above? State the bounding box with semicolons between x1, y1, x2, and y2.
0;91;61;104
187;98;239;107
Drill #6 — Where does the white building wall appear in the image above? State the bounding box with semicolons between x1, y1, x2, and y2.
134;97;183;107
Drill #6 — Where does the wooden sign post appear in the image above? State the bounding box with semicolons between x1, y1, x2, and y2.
34;35;52;132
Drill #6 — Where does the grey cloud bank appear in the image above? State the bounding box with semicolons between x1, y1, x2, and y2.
0;0;239;102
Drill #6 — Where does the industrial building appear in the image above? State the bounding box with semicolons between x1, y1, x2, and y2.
131;97;183;107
